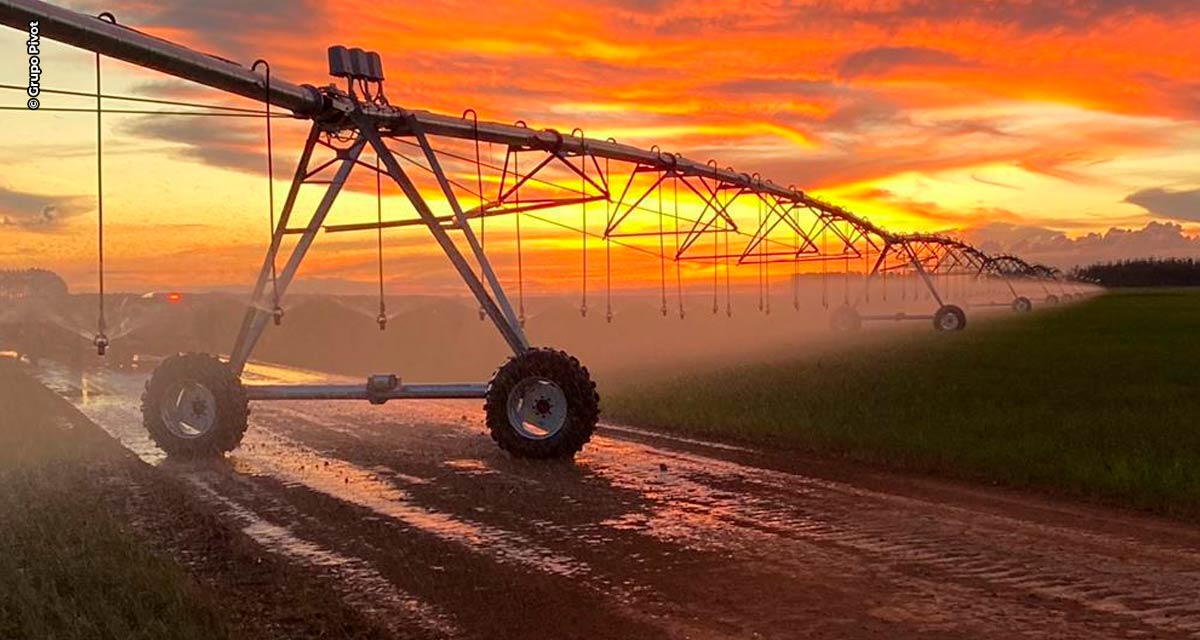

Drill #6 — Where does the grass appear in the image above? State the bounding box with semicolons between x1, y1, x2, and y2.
0;362;229;640
605;289;1200;520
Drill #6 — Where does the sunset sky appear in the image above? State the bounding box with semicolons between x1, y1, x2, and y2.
1;0;1199;295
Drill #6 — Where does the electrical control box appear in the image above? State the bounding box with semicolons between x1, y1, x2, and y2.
328;45;385;82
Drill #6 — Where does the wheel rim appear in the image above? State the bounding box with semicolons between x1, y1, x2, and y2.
159;381;217;439
506;377;568;440
939;311;961;331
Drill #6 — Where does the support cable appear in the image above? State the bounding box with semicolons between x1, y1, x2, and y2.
724;225;732;317
0;82;289;114
712;193;719;315
0;105;279;117
882;249;888;301
514;150;526;327
657;172;667;317
842;234;850;305
604;153;613;323
574;129;588;318
465;109;486;321
821;228;829;310
251;60;283;326
758;179;769;315
375;155;387;330
793;213;800;311
757;196;764;313
764;230;771;315
92;13;115;357
863;237;871;303
673;173;684;319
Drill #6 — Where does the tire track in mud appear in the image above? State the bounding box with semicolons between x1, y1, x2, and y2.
34;364;463;637
249;400;1200;638
578;437;1200;638
32;364;677;639
186;475;462;639
32;361;1200;639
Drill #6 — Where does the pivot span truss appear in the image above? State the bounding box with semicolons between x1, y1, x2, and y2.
0;0;1083;459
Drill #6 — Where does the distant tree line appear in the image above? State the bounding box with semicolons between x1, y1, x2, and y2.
0;269;69;300
1072;258;1200;287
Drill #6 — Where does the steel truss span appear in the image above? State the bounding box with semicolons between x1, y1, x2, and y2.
0;0;1087;459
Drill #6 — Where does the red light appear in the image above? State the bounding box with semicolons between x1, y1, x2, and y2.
167;292;183;303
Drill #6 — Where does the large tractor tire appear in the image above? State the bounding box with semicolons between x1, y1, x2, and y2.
141;353;249;457
933;304;967;332
484;348;599;459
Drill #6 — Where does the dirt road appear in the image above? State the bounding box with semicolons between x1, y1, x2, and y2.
32;360;1200;639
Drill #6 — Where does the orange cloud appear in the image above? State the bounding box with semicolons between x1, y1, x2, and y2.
3;0;1200;293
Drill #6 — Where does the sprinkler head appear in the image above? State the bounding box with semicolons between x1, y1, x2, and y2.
376;313;388;331
93;333;109;356
272;306;285;326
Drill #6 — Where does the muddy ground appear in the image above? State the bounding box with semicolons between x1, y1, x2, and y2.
17;358;1200;639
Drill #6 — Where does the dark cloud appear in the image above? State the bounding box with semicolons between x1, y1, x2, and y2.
59;0;324;85
971;173;1021;190
115;115;265;174
823;0;1198;30
838;46;973;79
1125;187;1200;222
130;0;320;55
617;1;1199;39
708;78;842;98
0;186;92;231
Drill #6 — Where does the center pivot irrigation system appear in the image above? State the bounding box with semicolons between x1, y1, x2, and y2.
0;0;1085;459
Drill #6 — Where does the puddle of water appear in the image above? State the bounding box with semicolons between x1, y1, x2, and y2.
601;423;757;454
33;361;165;464
233;429;598;582
442;458;496;475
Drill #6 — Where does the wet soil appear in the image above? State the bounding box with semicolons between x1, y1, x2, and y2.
0;360;395;639
24;359;1200;639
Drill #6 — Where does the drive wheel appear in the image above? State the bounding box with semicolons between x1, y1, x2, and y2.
1011;296;1033;313
485;348;599;459
830;305;862;332
141;353;249;457
933;304;967;332
1046;294;1060;305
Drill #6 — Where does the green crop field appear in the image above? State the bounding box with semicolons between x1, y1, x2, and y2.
605;289;1200;520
